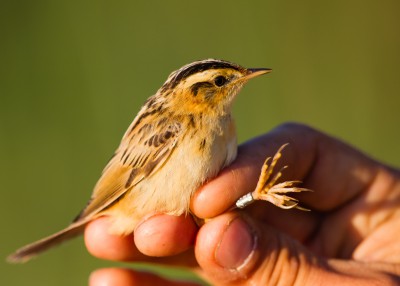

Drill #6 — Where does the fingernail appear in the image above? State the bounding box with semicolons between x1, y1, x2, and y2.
215;217;256;270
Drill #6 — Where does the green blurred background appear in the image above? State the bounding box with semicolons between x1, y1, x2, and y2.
1;0;400;285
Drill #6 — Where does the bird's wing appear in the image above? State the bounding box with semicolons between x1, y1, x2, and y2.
73;114;183;222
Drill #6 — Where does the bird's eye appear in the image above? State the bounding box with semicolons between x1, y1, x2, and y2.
214;76;227;87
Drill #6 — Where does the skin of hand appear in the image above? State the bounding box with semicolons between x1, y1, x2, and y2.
85;123;400;286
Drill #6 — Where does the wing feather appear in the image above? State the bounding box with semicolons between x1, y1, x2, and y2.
73;114;182;222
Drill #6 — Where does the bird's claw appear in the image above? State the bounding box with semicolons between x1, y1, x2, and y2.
236;144;311;211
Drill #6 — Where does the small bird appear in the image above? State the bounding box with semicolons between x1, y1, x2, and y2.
8;59;307;263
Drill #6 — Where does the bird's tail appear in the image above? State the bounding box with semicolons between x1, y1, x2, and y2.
7;221;88;263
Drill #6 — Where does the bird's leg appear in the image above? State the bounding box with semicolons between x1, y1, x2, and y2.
236;144;311;211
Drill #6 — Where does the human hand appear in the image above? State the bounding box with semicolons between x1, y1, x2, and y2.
86;123;400;285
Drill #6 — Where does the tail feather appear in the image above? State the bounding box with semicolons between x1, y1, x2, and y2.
7;221;87;263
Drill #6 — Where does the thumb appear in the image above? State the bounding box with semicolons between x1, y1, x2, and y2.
195;212;350;286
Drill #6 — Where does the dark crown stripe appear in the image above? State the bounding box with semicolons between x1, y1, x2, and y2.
165;59;244;90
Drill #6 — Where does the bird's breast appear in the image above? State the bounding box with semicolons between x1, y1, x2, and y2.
106;115;237;235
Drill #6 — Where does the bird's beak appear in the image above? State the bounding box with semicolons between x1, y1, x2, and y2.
243;68;272;80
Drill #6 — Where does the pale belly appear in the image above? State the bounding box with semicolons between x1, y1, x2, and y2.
106;119;237;235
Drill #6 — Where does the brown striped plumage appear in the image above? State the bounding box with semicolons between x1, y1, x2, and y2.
8;59;271;263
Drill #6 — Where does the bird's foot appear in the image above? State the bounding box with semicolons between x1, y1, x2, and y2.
236;144;311;211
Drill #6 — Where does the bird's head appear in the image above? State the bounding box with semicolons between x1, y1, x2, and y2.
158;59;271;116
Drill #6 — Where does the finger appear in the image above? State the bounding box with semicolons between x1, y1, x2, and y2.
192;122;382;218
195;212;320;284
85;216;198;266
134;214;197;257
327;259;400;284
85;217;138;262
192;123;318;218
353;218;400;264
89;268;201;286
195;212;399;285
